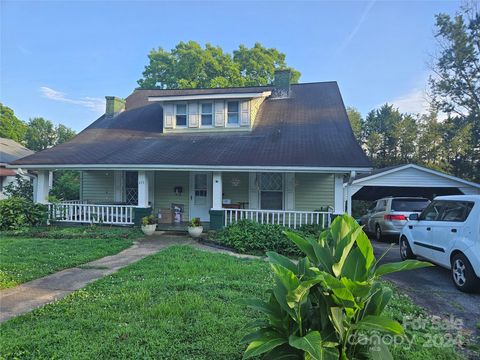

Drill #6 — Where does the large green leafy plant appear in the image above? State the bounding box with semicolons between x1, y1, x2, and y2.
242;214;432;359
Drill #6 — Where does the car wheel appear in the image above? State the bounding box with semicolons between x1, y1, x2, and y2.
451;253;480;293
375;225;382;242
400;236;415;260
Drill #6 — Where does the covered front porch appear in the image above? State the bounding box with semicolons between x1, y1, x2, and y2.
35;169;350;229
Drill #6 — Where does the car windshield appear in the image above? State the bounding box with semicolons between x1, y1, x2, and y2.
391;199;429;212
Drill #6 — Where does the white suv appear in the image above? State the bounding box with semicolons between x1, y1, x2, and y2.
399;195;480;293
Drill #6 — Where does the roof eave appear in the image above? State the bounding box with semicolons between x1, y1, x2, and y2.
7;163;372;174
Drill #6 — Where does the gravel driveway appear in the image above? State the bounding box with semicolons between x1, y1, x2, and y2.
372;240;480;338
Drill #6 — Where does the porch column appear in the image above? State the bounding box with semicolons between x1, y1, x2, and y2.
34;170;51;204
334;174;344;214
346;186;352;216
137;170;150;208
212;172;223;210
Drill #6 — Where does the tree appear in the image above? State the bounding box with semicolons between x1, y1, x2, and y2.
50;171;80;200
429;3;480;181
56;124;76;145
416;111;449;172
138;41;300;89
233;43;301;86
393;114;418;164
24;117;56;151
346;107;363;142
0;103;27;143
363;104;403;167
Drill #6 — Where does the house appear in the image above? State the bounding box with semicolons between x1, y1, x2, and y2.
10;70;372;229
0;138;35;199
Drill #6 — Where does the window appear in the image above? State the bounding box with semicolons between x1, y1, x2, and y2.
438;201;474;222
176;104;187;127
419;201;442;221
391;199;430;212
260;173;283;210
227;101;239;125
376;200;387;211
125;171;138;205
201;103;213;126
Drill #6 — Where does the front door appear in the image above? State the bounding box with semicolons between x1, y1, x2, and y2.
189;172;212;222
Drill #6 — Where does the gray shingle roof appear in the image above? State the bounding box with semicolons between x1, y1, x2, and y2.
11;82;371;169
0;138;34;164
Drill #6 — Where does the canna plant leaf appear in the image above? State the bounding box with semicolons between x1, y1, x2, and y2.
375;259;433;277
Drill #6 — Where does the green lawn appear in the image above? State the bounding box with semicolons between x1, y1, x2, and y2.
0;226;139;289
0;246;461;360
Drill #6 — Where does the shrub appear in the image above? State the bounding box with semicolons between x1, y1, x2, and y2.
0;197;48;230
241;214;433;359
2;174;33;201
213;220;325;257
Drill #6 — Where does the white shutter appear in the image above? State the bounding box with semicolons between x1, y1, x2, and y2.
188;102;199;128
164;103;174;129
240;100;250;126
248;173;259;209
214;100;225;127
284;173;295;210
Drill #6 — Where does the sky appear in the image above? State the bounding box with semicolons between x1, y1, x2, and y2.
1;0;461;132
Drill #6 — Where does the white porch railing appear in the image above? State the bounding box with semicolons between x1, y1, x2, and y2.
48;203;136;225
60;200;83;205
224;209;332;229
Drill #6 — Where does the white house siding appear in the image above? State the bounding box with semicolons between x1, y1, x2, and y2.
249;97;266;126
153;171;190;220
81;171;115;203
295;173;334;211
222;172;249;205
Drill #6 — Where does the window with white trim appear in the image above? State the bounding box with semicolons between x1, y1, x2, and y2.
201;103;213;126
227;101;239;125
176;104;187;127
260;173;283;210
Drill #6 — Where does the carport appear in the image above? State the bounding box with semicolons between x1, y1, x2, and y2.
344;164;480;214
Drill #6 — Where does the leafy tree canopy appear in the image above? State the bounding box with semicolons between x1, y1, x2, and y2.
0;103;27;143
346;107;363;142
137;41;300;89
24;117;57;151
429;3;479;181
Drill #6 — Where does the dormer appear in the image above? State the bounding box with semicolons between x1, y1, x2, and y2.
148;90;271;133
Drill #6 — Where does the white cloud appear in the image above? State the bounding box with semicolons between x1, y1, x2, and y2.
389;88;430;115
387;87;448;120
338;0;376;52
40;86;105;113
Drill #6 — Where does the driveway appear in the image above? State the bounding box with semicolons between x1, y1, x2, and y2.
372;240;480;336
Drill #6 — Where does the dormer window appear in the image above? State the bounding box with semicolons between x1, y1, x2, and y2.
176;104;187;127
201;103;213;126
227;101;239;125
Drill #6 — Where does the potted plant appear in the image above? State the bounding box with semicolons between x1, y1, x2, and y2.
141;215;157;236
187;217;203;238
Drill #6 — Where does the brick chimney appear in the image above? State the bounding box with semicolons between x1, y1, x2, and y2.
105;96;126;117
272;69;292;98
